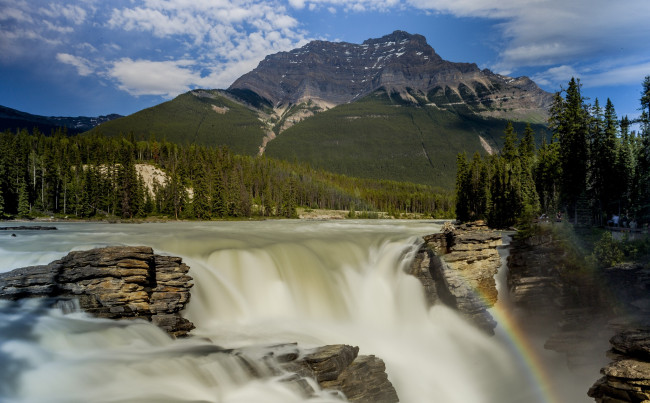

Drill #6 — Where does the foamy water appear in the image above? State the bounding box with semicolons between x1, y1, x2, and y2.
0;221;597;402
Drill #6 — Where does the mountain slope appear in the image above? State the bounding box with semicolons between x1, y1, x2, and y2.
0;105;121;134
87;90;270;155
264;89;549;189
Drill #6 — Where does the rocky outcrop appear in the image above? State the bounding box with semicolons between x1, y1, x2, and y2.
279;344;399;402
589;324;650;402
506;232;568;323
587;263;650;402
407;221;502;333
0;246;194;338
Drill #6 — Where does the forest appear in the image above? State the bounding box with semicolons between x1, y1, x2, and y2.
0;130;454;220
455;76;650;229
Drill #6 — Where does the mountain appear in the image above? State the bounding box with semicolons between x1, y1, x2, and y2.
0;105;121;134
230;30;553;124
87;31;553;189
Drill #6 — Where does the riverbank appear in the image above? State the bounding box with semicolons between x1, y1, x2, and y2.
2;208;445;223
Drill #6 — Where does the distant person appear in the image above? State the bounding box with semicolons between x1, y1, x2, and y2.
612;214;619;227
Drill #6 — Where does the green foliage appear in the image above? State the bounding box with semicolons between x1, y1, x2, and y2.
465;76;650;228
593;232;624;267
455;123;540;228
17;179;30;218
0;129;454;220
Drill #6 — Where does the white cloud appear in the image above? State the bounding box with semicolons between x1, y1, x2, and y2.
532;61;650;90
56;53;95;76
531;65;579;87
406;0;650;71
39;3;87;25
108;58;201;97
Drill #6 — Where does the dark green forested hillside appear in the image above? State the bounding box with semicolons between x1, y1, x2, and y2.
85;90;268;155
265;89;550;189
0;129;453;220
85;88;549;191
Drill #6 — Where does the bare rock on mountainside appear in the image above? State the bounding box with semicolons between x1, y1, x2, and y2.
230;30;553;121
0;246;194;338
407;221;503;333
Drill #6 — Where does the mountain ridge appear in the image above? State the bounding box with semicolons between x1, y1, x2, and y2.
229;30;553;124
0;105;121;134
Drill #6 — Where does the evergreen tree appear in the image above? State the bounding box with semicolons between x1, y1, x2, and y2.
0;185;5;218
519;124;536;162
17;179;30;218
466;152;489;221
556;78;589;221
599;99;619;218
615;116;636;214
192;166;211;220
455;153;470;222
502;122;518;162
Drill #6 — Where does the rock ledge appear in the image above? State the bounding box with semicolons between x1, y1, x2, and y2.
0;246;194;337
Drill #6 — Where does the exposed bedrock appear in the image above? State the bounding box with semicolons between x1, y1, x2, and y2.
407;221;502;334
0;246;194;338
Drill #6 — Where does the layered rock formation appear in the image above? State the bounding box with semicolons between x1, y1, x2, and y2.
407;221;503;333
589;325;650;402
279;344;399;402
506;231;567;323
0;246;194;338
230;30;553;120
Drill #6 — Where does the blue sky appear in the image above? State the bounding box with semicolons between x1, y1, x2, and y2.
1;0;649;125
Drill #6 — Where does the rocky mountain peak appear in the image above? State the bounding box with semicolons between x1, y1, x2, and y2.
228;31;553;123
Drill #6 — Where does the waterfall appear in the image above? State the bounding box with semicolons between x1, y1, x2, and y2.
0;221;594;402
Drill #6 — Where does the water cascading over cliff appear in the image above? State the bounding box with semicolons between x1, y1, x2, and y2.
0;221;592;402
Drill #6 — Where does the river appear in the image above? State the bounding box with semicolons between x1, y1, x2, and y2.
0;220;597;402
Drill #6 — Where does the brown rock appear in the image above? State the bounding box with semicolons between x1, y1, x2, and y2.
407;222;501;333
0;246;194;337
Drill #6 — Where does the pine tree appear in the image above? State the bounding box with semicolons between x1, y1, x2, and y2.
556;78;589;222
0;185;5;218
17;178;30;218
615;116;635;213
455;153;469;222
599;98;619;218
502;122;518;162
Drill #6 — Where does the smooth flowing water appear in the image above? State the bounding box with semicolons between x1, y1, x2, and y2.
0;221;597;402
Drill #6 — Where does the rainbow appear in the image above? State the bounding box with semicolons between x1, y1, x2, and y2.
488;301;564;403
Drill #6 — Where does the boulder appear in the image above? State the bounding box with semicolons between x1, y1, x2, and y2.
0;246;194;338
280;344;399;402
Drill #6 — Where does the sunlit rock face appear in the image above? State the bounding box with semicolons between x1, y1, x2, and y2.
0;246;194;338
407;221;502;334
229;30;553;120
